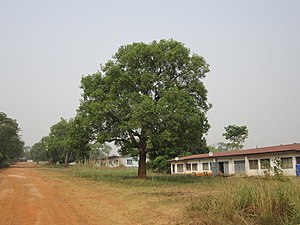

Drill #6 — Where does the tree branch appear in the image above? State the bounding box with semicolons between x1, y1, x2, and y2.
107;138;127;143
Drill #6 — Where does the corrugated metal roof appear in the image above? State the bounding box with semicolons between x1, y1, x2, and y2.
169;143;300;162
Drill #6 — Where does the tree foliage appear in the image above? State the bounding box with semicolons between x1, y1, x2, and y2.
45;118;74;166
222;125;248;150
79;39;211;178
68;115;92;162
0;112;24;167
147;155;170;173
30;141;48;163
43;116;92;165
208;142;231;152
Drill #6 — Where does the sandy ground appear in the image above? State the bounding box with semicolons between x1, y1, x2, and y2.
0;163;187;225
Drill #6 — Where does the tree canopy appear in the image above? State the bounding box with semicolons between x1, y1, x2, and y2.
68;115;92;162
78;39;211;178
30;141;48;163
222;125;248;150
0;112;24;167
31;116;92;165
45;118;74;166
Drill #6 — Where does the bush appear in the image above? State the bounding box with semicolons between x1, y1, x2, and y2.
147;156;170;173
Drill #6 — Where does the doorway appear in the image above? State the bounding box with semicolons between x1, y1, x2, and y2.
218;161;229;176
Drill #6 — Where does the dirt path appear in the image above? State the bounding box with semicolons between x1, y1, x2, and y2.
0;163;98;225
0;163;187;225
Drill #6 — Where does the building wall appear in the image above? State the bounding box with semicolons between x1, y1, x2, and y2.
171;152;300;176
171;159;213;175
246;152;298;176
97;156;139;167
120;156;139;167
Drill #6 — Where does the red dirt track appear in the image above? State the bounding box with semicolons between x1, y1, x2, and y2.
0;163;97;225
0;162;185;225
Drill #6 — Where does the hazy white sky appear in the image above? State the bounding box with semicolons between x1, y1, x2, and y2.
1;0;299;149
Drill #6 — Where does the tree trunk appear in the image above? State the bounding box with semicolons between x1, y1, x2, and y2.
64;151;69;167
137;148;147;179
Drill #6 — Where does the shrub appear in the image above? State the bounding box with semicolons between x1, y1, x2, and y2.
147;155;170;173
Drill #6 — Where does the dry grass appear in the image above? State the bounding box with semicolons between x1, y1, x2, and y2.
52;165;300;225
187;178;300;225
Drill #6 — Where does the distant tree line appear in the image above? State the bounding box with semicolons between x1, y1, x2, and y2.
30;118;112;167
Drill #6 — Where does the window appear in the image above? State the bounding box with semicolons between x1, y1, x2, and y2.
249;160;258;169
192;163;198;171
203;163;209;171
297;157;300;164
126;159;133;165
260;159;270;169
281;157;293;169
114;160;119;166
186;164;191;171
177;164;183;172
172;164;175;173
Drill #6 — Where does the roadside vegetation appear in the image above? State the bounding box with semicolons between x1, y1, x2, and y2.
0;112;24;168
66;165;300;225
187;177;300;225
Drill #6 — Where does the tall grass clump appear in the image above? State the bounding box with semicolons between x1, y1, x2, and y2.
187;178;300;225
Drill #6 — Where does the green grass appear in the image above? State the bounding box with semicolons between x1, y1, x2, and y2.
68;164;215;187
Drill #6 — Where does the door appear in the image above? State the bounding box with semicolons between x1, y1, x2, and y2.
211;162;218;176
218;162;229;176
296;157;300;176
172;164;175;174
234;160;245;175
223;162;229;175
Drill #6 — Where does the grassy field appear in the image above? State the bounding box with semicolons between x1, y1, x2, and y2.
67;165;300;225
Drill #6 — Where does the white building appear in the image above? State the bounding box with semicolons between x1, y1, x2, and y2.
169;143;300;176
96;155;140;167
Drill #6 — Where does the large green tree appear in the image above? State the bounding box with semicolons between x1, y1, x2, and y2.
79;39;211;178
0;112;24;167
45;118;74;166
222;125;248;150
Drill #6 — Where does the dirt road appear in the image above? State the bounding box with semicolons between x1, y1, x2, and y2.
0;163;98;225
0;163;185;225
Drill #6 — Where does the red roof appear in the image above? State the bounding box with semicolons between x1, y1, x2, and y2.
170;143;300;162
